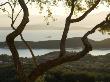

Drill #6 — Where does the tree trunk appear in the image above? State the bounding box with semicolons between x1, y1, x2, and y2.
6;0;29;82
60;18;71;57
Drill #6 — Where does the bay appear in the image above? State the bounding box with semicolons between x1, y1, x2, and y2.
0;30;110;57
0;48;110;57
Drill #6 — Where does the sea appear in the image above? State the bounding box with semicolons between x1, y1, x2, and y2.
0;30;110;57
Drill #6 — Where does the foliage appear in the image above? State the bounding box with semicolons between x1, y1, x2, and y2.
0;0;110;82
99;22;110;34
99;14;110;34
0;0;110;24
0;54;110;82
0;64;19;82
30;0;110;13
0;63;110;82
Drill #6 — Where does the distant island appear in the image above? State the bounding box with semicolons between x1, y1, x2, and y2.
0;37;110;49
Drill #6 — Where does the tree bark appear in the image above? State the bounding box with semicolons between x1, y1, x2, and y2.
59;1;75;57
6;0;29;82
6;0;108;82
59;0;100;57
28;17;110;81
60;18;71;56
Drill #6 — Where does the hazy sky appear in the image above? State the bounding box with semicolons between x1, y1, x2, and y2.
0;0;110;15
0;0;110;29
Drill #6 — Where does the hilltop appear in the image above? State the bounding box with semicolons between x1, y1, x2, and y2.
0;37;110;49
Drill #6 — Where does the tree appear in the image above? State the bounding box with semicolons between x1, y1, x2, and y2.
0;0;110;82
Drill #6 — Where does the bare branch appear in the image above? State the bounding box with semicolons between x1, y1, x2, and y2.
68;0;76;18
0;1;14;21
10;0;38;67
5;0;109;82
13;1;29;24
70;0;100;23
59;1;76;57
11;23;38;67
20;34;38;66
59;0;100;57
1;0;37;71
0;7;12;19
6;0;29;82
0;2;13;10
28;13;110;82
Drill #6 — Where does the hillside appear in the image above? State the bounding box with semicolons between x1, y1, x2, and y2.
0;37;110;49
0;52;110;70
0;53;110;82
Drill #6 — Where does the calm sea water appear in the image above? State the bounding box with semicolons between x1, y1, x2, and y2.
0;48;110;57
0;30;110;57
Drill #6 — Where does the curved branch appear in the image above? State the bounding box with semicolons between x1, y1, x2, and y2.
28;13;110;82
6;0;29;82
6;0;29;40
11;25;38;67
13;1;29;24
59;0;100;57
70;0;100;23
0;2;13;9
0;2;14;19
10;1;37;67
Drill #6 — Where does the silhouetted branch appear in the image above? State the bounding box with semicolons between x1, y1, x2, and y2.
0;2;13;19
6;0;29;82
5;0;109;82
70;0;100;22
28;14;110;82
59;0;100;57
0;2;13;9
59;1;75;57
10;1;38;67
13;1;29;24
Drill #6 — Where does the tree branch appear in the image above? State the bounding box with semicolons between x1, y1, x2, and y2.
28;13;110;82
10;1;38;67
6;0;29;82
13;1;29;24
0;2;13;9
59;1;75;57
59;0;100;58
70;0;100;23
0;2;13;19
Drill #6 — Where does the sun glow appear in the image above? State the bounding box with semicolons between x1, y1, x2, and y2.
0;0;110;27
0;0;110;16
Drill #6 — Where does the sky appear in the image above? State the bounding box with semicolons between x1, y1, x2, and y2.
0;0;110;29
0;0;110;15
